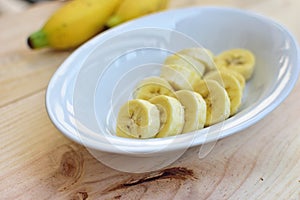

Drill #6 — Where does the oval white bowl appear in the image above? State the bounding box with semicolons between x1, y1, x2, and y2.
46;6;300;157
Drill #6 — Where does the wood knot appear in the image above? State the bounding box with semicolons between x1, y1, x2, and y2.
73;191;88;200
49;145;85;192
59;149;83;178
56;145;84;192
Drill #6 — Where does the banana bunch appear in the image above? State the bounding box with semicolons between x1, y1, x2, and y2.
116;47;256;139
27;0;169;50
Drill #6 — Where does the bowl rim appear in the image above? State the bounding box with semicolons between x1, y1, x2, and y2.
46;6;300;155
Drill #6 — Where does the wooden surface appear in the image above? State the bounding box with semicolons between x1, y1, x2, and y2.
0;0;29;16
1;1;300;199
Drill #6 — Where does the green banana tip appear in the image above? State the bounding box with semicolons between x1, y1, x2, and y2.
27;30;49;49
27;37;35;49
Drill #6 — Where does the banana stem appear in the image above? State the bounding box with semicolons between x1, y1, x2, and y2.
27;30;49;49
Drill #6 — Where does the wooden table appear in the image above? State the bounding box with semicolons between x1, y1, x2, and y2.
1;1;300;199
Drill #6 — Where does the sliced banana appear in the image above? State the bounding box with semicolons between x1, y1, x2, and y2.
194;80;230;126
204;70;243;115
161;64;202;91
116;127;135;138
226;69;246;90
175;90;206;133
116;99;160;139
214;48;255;80
164;54;205;76
177;48;216;71
133;76;175;100
116;47;255;139
149;95;185;138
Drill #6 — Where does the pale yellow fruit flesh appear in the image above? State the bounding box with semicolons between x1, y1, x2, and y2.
175;90;206;133
134;76;175;100
149;95;184;138
117;99;160;138
214;48;255;80
164;54;205;76
161;64;202;91
194;80;230;126
204;70;243;115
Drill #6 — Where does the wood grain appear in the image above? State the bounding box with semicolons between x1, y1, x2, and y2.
1;0;300;199
0;1;70;107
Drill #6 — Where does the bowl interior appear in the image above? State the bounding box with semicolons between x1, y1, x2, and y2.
49;7;299;154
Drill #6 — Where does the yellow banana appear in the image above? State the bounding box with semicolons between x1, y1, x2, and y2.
116;127;135;138
164;54;206;76
177;48;215;72
149;95;185;138
204;70;243;115
133;76;175;100
161;64;202;91
106;0;169;27
218;68;246;90
175;90;206;133
27;0;122;50
194;80;231;126
214;48;255;80
116;99;160;139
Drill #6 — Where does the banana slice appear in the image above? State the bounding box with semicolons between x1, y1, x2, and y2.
177;48;216;71
194;80;230;126
226;69;246;90
175;90;206;133
204;70;243;115
133;76;175;100
205;69;246;90
214;48;255;80
164;54;205;76
116;99;160;139
149;95;185;138
116;127;135;138
161;64;202;91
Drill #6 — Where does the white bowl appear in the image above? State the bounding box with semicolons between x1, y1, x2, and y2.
46;7;300;172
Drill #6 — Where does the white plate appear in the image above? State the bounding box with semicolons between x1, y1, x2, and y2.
46;7;300;158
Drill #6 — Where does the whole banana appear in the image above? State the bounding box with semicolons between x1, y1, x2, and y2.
27;0;122;50
106;0;169;27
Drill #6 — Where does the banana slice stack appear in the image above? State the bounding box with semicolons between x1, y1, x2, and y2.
116;48;255;139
